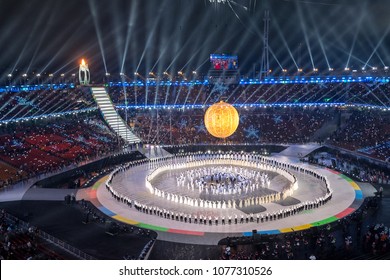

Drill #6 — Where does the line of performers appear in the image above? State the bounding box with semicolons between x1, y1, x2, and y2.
146;157;297;208
175;165;271;196
105;180;332;226
104;152;334;226
150;187;281;209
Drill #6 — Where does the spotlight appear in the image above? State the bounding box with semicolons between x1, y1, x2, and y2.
120;72;125;76
7;74;12;78
313;68;318;72
328;68;334;71
344;67;350;71
61;73;65;77
297;68;303;73
36;73;41;77
385;66;389;71
105;72;110;76
134;72;139;76
22;73;27;77
282;69;287;73
49;74;54;77
372;67;377;71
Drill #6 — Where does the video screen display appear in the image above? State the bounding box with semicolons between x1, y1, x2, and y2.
210;54;238;70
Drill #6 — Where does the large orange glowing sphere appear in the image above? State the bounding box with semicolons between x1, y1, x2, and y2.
204;101;239;138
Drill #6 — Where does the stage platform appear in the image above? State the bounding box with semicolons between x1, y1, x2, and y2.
77;155;376;245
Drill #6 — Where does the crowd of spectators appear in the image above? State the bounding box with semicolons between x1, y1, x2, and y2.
2;82;388;117
0;87;94;121
4;78;389;108
107;81;390;107
125;106;334;145
0;209;62;260
0;113;125;188
220;197;389;260
107;82;390;160
363;223;389;255
330;110;390;161
121;105;390;162
1;105;389;188
312;151;390;185
1;82;390;188
221;229;338;260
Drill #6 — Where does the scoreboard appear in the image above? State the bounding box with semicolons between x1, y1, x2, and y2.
210;54;238;70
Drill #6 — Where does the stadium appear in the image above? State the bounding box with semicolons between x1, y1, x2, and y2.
0;0;389;261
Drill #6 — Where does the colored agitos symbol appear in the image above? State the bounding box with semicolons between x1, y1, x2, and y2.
204;101;239;138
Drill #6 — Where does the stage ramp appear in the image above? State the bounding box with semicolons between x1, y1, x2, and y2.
278;144;322;158
141;145;172;159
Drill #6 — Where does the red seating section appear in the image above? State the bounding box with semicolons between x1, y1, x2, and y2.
0;115;123;188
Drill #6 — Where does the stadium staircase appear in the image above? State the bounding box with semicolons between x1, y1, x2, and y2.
91;87;141;144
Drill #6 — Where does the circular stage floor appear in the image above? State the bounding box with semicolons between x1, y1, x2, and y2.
78;156;366;245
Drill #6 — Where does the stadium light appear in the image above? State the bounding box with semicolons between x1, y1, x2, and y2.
163;72;172;80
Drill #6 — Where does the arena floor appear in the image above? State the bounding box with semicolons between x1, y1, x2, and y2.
77;154;376;245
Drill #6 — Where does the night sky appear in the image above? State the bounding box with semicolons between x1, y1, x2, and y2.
1;0;390;80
